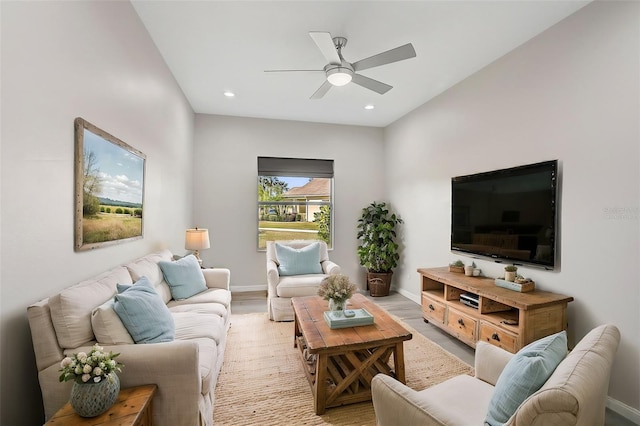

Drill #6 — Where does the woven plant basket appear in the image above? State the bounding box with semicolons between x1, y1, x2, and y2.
368;272;392;297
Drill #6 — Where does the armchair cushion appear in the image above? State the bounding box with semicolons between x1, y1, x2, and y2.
114;277;175;344
485;330;567;425
275;242;323;276
158;254;207;300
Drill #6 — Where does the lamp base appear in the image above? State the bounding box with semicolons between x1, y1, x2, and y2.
193;250;203;267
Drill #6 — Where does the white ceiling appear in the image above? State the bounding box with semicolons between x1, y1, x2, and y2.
131;1;589;128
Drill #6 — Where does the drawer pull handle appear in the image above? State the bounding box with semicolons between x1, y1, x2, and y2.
491;333;501;342
428;304;435;311
457;318;464;326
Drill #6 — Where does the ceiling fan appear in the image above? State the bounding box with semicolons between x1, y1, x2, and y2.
265;32;416;99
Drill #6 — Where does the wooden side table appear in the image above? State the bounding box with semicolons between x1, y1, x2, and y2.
45;384;157;425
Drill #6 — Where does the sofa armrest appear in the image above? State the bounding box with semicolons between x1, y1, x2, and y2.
372;374;441;425
474;341;514;386
104;340;202;426
321;260;341;275
266;260;280;297
202;268;230;290
44;340;202;424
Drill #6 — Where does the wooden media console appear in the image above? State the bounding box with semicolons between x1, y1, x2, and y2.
419;267;573;353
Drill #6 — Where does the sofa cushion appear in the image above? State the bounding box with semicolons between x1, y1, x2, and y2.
50;266;132;349
173;312;226;344
485;330;567;425
275;242;323;276
91;298;134;345
169;302;228;318
167;288;231;309
114;276;175;344
124;249;173;303
158;255;207;300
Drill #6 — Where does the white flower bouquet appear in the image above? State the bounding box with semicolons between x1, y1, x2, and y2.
59;344;124;384
318;274;357;304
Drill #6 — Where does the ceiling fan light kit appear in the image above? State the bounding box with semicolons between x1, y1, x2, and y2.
326;66;353;86
265;31;416;99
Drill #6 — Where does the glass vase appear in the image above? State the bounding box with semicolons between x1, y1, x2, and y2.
329;298;347;313
69;373;120;418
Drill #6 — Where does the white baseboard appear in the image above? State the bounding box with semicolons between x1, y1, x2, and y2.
230;284;267;293
395;287;421;305
607;397;640;424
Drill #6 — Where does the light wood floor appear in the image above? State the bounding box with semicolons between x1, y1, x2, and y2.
230;290;635;426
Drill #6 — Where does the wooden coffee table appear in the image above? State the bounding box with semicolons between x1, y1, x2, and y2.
292;293;412;414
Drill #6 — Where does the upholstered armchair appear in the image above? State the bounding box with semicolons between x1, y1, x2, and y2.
372;324;620;426
266;240;340;321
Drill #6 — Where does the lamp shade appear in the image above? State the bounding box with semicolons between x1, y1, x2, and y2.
185;228;210;250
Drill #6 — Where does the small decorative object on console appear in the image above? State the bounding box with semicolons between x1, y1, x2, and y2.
504;265;518;282
464;262;475;277
449;260;465;273
495;278;535;293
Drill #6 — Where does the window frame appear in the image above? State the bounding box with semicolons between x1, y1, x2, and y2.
257;157;334;251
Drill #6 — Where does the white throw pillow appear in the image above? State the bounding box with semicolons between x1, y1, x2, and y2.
91;298;134;345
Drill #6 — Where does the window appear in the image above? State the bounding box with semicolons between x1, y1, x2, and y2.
257;157;334;250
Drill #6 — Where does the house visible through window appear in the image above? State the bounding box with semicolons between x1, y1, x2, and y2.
257;157;333;250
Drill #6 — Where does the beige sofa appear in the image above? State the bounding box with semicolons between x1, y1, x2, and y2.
266;240;340;321
27;249;231;426
372;324;620;425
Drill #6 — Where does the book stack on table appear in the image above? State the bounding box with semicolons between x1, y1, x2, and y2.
324;308;374;329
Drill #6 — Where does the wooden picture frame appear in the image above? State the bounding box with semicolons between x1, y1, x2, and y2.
74;118;146;251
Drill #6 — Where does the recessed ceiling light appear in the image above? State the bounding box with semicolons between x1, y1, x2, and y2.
223;91;235;98
364;104;375;110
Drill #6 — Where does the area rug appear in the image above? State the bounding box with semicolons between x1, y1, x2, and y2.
213;313;473;425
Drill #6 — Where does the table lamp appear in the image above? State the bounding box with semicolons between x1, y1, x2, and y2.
185;228;210;266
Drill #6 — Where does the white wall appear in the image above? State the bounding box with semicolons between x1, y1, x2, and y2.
192;114;385;290
0;2;194;424
384;0;639;415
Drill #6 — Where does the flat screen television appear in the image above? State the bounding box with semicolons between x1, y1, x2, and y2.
451;160;558;269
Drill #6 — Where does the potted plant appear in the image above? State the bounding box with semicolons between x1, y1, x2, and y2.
59;344;124;417
357;202;403;297
504;265;518;282
449;260;465;273
317;274;357;313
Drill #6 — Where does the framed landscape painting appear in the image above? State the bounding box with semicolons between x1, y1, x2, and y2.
74;118;146;251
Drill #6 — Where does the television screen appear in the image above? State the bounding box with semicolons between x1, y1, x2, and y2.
451;160;558;269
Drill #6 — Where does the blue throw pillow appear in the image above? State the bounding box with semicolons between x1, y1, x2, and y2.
485;330;568;425
113;276;175;344
158;254;207;300
275;242;323;276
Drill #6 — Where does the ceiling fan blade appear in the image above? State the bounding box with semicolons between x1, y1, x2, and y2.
351;74;392;95
352;43;416;72
309;32;341;65
264;69;324;73
310;80;333;99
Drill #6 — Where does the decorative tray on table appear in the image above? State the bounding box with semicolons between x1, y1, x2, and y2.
495;278;535;293
323;308;374;329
